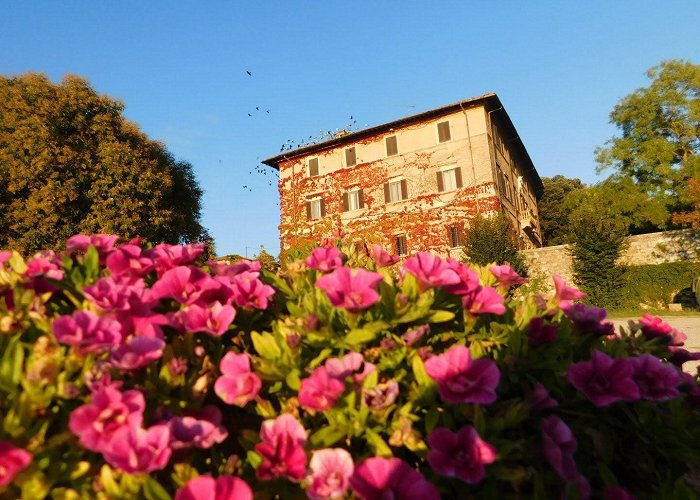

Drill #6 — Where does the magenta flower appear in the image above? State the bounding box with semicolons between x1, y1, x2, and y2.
563;303;615;337
0;251;12;265
180;302;236;336
315;267;383;313
427;425;496;484
462;285;506;316
604;486;636;500
228;271;276;309
305;246;343;272
299;366;345;411
66;233;119;261
349;457;440;500
106;243;155;277
401;325;430;347
668;348;700;367
69;385;145;452
631;354;681;401
443;258;481;296
146;242;205;276
169;406;228;450
424;345;500;404
52;310;122;354
567;351;640;406
0;441;32;486
214;352;261;407
175;475;253;500
306;448;354;500
370;244;399;268
325;352;375;384
638;314;687;348
209;259;261;278
540;415;579;481
489;264;527;288
527;317;558;347
527;383;559;411
101;424;172;474
83;276;141;312
150;265;220;305
108;336;165;371
255;414;308;481
553;275;586;309
402;252;461;290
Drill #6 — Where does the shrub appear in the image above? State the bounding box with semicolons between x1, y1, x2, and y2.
0;235;699;498
462;212;528;277
619;261;700;309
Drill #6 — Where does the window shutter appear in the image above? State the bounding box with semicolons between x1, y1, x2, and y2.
345;147;356;167
437;171;444;192
306;202;312;220
455;167;463;188
320;199;326;217
358;189;364;208
386;136;398;156
384;183;390;203
400;179;408;200
437;121;451;143
308;158;319;176
342;192;349;212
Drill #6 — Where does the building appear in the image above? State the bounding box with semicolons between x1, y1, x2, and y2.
262;93;543;259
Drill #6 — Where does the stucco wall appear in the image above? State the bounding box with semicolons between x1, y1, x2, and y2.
521;230;700;290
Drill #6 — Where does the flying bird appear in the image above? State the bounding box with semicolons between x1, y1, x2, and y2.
246;70;252;76
256;107;259;111
248;113;252;117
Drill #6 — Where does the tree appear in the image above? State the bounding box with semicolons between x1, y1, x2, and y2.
673;177;700;229
596;60;700;216
538;175;585;245
0;73;209;255
462;212;527;276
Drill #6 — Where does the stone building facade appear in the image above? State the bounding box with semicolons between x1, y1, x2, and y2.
263;94;544;258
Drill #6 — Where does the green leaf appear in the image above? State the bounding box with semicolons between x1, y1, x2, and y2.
411;354;431;387
0;336;24;389
246;450;263;468
142;476;172;500
310;425;345;448
345;321;388;346
285;369;301;390
427;310;455;323
251;331;281;360
365;429;393;457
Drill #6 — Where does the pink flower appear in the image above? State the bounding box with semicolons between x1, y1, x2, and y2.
52;311;122;354
325;352;375;383
315;267;383;313
540;415;579;481
83;276;142;312
424;345;500;404
69;385;145;452
0;251;12;266
462;285;506;315
604;486;636;500
631;354;681;401
24;251;64;293
146;242;205;276
179;302;236;336
255;414;308;481
175;475;253;500
108;336;165;371
489;264;527;288
349;457;440;500
0;441;32;486
443;258;481;295
66;233;119;261
553;275;586;309
150;266;220;305
106;243;155;277
209;259;261;278
228;271;276;309
527;317;558;347
306;247;343;272
370;244;399;268
101;424;172;473
362;380;399;410
427;425;497;484
299;367;345;411
563;303;615;337
214;352;261;407
567;351;640;406
638;314;687;348
169;407;228;450
402;252;461;290
306;448;354;500
401;325;430;347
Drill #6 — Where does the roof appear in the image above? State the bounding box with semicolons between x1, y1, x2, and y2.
262;93;543;198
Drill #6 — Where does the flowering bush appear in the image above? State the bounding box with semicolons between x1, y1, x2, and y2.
0;236;699;499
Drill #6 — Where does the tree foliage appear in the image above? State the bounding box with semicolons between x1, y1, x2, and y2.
596;60;700;213
0;73;209;255
673;178;700;229
538;175;585;245
462;212;527;276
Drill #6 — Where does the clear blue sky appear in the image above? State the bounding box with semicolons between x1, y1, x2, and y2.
1;1;698;257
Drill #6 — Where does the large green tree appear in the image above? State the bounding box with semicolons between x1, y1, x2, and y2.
596;60;700;215
538;175;585;245
0;73;209;254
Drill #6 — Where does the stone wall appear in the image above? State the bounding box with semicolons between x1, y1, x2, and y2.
521;230;700;290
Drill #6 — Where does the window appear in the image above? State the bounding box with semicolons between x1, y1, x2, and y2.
384;179;408;203
308;158;319;177
345;147;357;167
342;188;364;212
448;224;461;248
437;166;463;192
437;121;451;143
306;198;325;220
385;135;398;156
394;235;407;256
